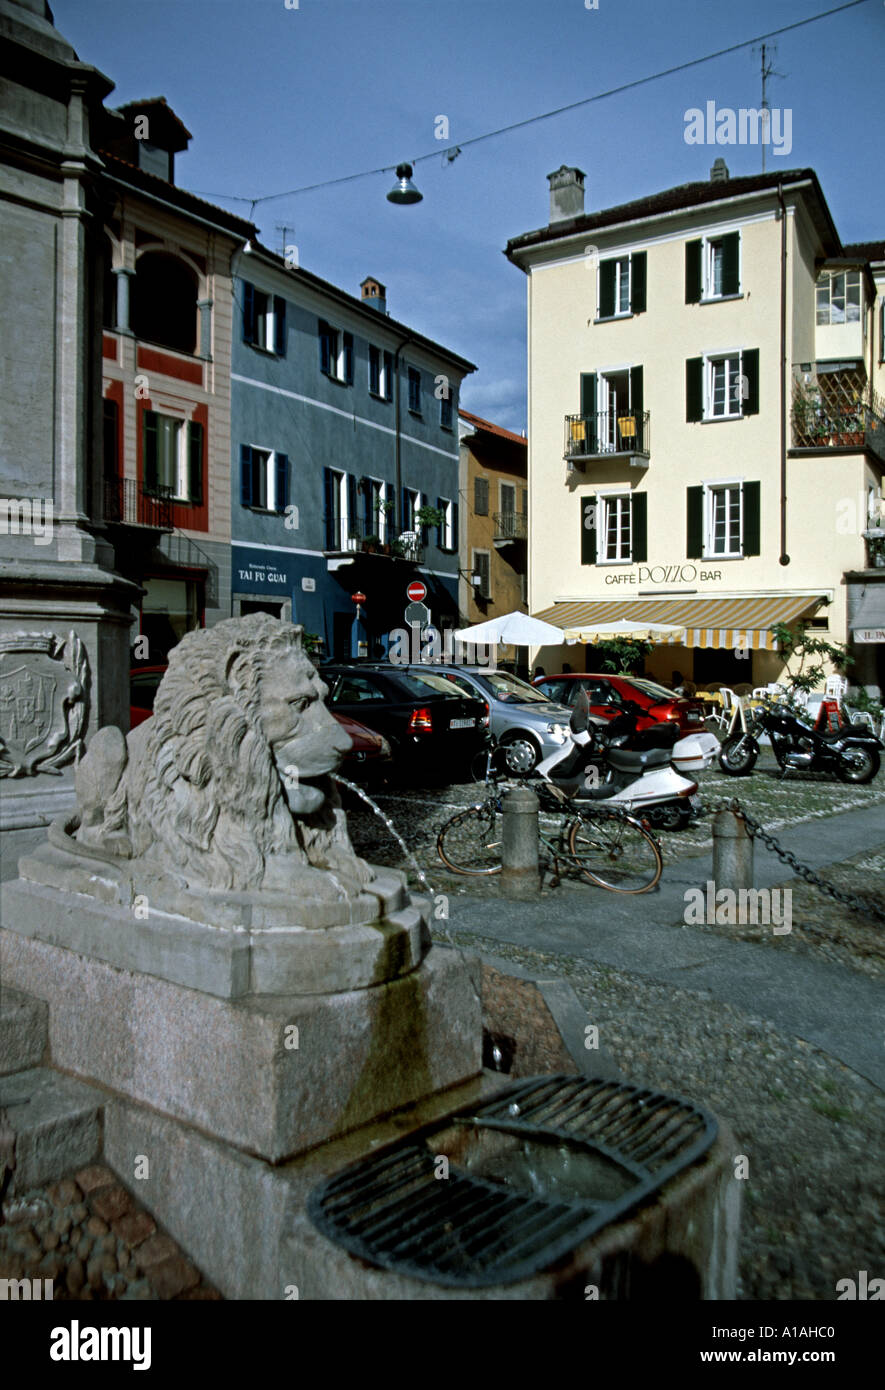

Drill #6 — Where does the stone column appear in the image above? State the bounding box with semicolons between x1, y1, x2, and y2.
115;266;135;335
198;299;213;359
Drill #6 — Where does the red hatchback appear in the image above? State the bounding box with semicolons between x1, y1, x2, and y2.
532;673;708;734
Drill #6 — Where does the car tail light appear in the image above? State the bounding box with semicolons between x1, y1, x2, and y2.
408;706;433;733
481;701;490;728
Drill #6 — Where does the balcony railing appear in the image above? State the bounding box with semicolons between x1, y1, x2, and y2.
324;514;424;563
493;511;527;542
103;477;173;531
791;367;885;464
564;411;650;464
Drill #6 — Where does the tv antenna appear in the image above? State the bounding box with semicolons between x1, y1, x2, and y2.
754;42;784;174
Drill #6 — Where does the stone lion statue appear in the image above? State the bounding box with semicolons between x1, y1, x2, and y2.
74;616;373;901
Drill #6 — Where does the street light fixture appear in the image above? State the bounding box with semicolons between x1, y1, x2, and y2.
386;163;422;205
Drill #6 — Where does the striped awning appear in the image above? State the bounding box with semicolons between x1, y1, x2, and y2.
532;594;824;651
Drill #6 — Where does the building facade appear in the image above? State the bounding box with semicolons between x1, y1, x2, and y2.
230;258;475;658
506;163;885;693
458;409;528;666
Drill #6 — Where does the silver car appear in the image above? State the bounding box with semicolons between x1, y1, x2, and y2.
397;664;572;773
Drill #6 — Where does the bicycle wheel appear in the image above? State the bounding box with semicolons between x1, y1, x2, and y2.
437;803;503;875
566;808;662;894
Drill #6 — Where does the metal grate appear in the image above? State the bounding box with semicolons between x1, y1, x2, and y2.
308;1075;717;1288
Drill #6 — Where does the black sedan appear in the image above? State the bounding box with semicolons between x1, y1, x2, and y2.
321;664;489;782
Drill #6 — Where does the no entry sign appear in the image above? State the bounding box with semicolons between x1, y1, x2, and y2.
406;581;427;602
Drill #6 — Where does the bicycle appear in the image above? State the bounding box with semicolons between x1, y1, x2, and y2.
437;748;663;894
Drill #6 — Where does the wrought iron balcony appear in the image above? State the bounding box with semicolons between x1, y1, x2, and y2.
564;411;650;466
493;511;527;544
323;514;424;563
103;477;173;531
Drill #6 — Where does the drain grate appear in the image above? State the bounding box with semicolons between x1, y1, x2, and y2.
308;1074;718;1288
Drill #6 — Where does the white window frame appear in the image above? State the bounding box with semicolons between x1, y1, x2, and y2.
471;547;491;600
403;487;422;532
327;467;349;550
252;289;279;353
439;497;454;550
151;411;195;502
703;479;744;559
815;269;862;326
597;255;632;320
246;446;282;513
365;476;390;541
595;492;633;564
700;233;740;301
368;345;391;399
704;351;744;420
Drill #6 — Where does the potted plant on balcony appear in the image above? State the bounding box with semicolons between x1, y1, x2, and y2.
362;533;380;554
415;504;445;531
347;527;360;553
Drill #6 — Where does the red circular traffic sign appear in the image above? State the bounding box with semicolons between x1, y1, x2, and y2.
407;581;427;602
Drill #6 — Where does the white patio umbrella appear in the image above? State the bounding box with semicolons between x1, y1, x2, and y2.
563;618;686;643
453;610;566;646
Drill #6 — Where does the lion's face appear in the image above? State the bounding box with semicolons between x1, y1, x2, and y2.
257;651;353;815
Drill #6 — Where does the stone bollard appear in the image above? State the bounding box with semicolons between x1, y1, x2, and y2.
500;785;540;899
711;809;754;892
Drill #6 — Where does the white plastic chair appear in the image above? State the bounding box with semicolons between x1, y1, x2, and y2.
711;686;737;730
825;675;848;701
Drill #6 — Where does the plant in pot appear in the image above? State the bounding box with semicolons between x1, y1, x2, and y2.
362;534;380;554
374;498;395;551
415;504;445;544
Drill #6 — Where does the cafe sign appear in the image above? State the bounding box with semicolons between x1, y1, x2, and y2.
853;628;885;644
603;564;724;587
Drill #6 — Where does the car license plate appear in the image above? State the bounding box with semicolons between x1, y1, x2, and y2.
450;718;475;729
688;712;701;723
689;794;702;810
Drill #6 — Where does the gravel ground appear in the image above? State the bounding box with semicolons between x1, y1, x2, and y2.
432;924;885;1302
0;1166;220;1300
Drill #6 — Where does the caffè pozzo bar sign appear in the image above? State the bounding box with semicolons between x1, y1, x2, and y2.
600;562;726;586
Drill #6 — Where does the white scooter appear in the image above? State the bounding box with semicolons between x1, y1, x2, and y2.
535;690;704;830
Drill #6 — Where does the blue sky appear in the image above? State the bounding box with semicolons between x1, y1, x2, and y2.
58;0;885;431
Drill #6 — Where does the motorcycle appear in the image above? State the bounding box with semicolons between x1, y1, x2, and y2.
718;697;881;783
535;692;704;830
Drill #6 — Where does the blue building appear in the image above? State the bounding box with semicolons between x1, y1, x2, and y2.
230;255;476;658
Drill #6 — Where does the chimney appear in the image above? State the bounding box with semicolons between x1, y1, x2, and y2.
547;166;586;224
710;157;730;183
360;277;387;313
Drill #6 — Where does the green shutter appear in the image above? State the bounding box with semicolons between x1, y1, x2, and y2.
629;365;643;418
686;357;703;422
685;239;702;303
630;252;647;314
686;486;704;559
599;260;616;318
187;421;203;505
581;494;597;565
721;232;740;296
144;411;158;493
743;481;761;555
631;493;647;563
742;348;759;416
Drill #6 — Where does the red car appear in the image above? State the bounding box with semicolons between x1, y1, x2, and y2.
532;673;708;735
129;667;392;778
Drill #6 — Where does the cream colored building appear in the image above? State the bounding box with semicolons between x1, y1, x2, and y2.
506;164;885;693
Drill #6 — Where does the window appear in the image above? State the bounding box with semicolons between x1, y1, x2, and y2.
331;674;386;705
472;549;491;600
324;468;355;549
816;271;862;325
500;481;516;523
474;476;489;515
440;394;453;430
686;349;759;421
408;366;422;414
601;495;632;562
144;411;203;504
133;252;197;354
685;232;740;303
240;446;289;513
360;477;391;540
598;251;647;318
580;492;647;565
402;487;421;532
243;283;287;355
436;497;456;551
103;398;119;479
368;345;393;399
319;320;353;384
686;481;761;559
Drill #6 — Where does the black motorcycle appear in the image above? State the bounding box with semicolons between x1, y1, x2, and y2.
718;700;881;783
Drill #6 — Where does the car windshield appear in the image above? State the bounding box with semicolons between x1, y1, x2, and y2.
473;671;550;704
624;678;682;702
392;672;457;699
402;671;465;696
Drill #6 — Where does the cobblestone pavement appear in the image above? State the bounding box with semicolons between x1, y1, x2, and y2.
0;1166;220;1300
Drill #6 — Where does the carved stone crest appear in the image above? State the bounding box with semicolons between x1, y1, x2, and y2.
0;631;89;777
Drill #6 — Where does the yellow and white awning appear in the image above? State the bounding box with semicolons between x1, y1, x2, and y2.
533;595;824;651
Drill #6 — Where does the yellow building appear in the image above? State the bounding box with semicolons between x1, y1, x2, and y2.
457;409;528;667
506;163;885;694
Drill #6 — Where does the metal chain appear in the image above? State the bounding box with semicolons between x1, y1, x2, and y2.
702;797;885;925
